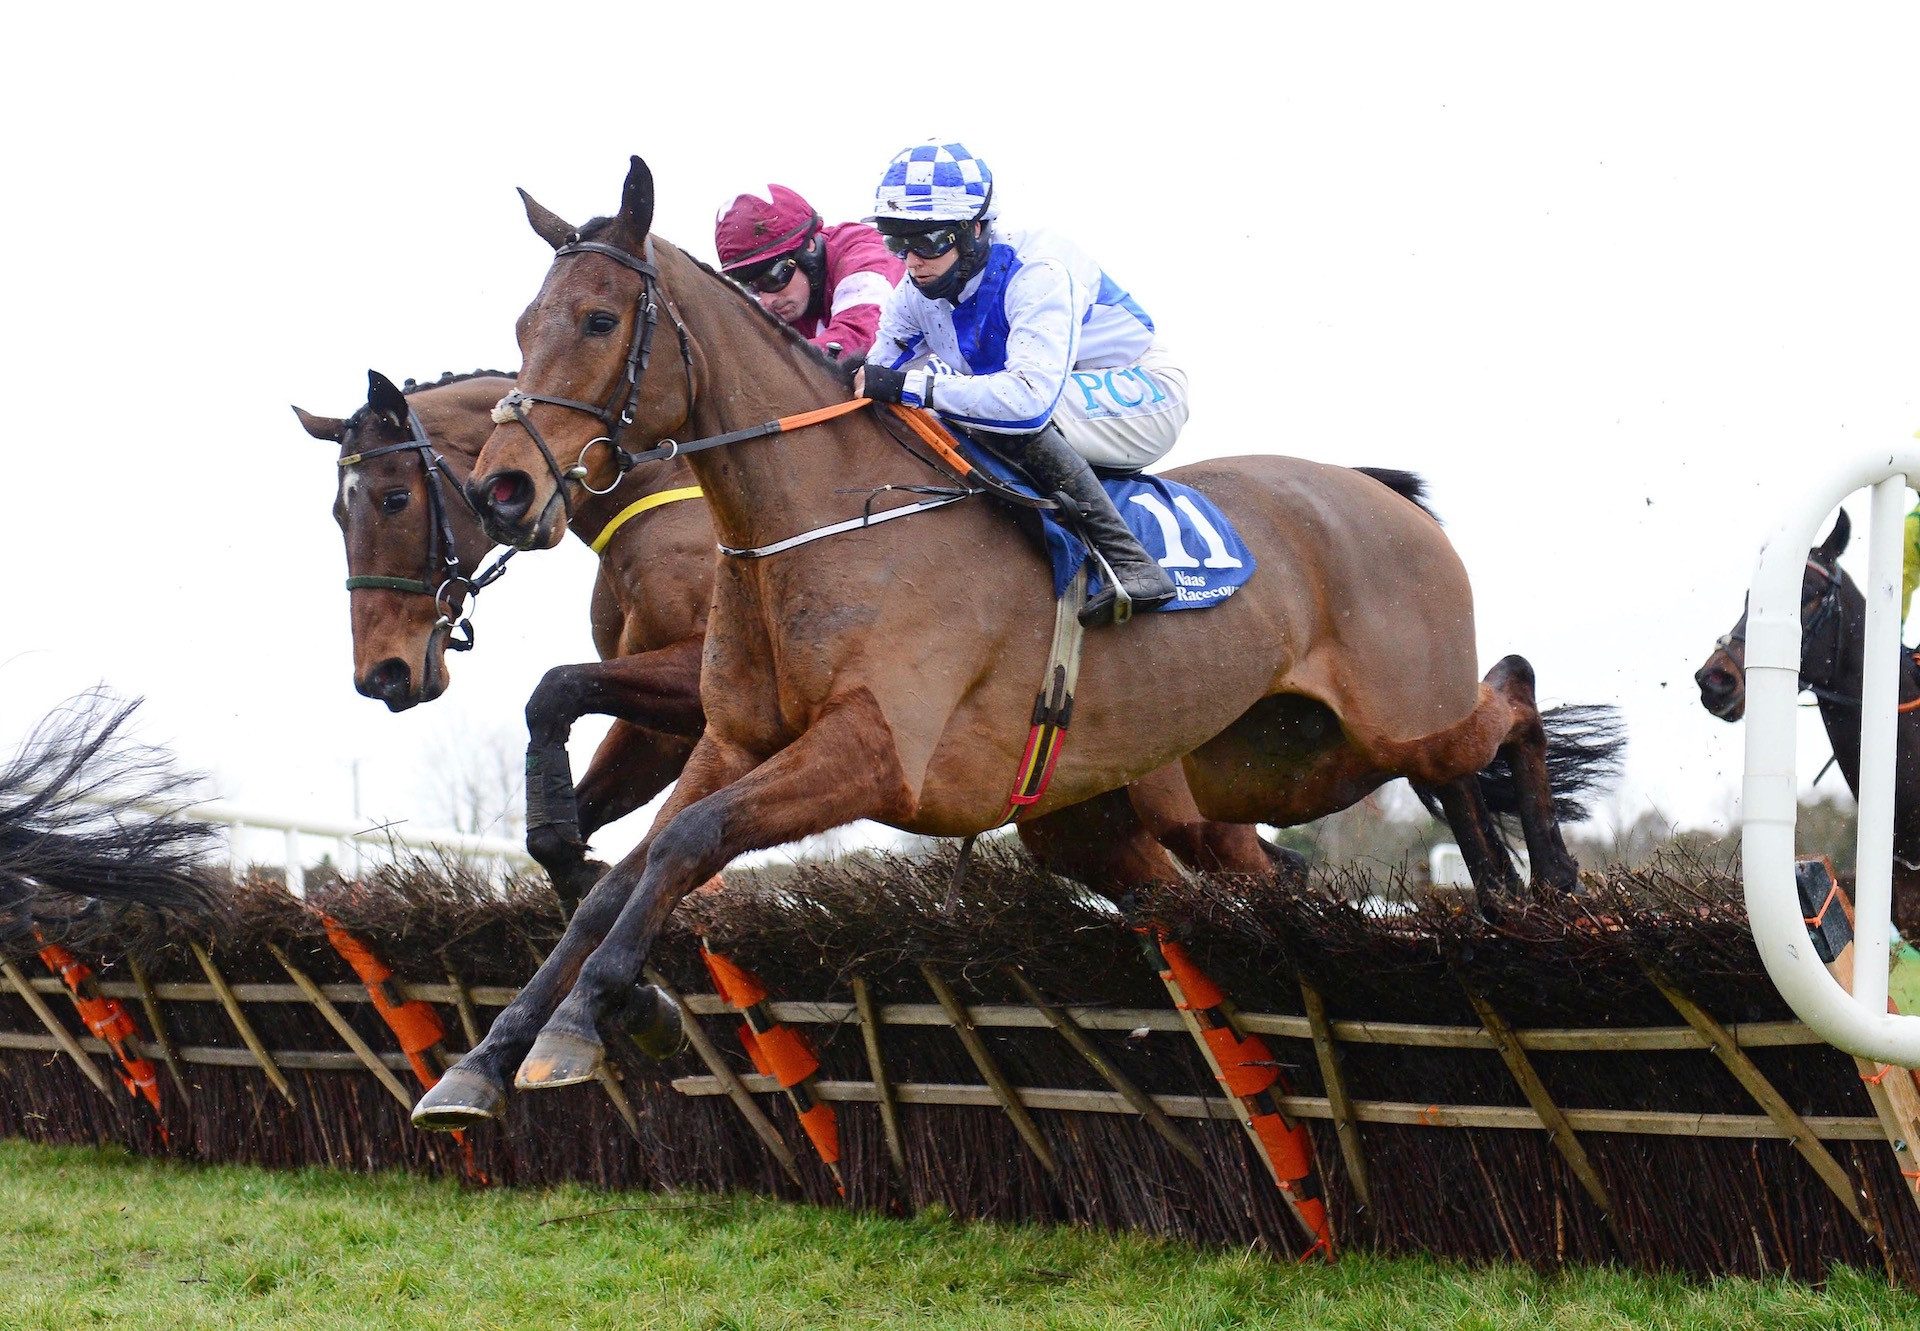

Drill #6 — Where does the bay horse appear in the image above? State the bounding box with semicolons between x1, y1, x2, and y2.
1696;509;1920;933
294;369;710;909
296;370;1300;910
415;156;1620;1126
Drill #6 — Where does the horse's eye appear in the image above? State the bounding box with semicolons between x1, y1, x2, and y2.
381;489;410;515
585;311;619;335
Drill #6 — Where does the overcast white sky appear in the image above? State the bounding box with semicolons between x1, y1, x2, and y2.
4;4;1917;863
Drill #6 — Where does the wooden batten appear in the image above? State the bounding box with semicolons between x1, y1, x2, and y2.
851;976;907;1178
1003;965;1203;1169
190;941;296;1106
919;962;1057;1174
266;944;415;1111
1463;986;1622;1248
126;954;189;1100
1;959;113;1098
1645;968;1873;1230
1299;976;1371;1208
441;964;484;1051
645;966;802;1186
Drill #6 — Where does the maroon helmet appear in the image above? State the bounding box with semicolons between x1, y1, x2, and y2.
714;185;823;273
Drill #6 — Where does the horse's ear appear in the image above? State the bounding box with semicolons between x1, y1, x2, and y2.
291;405;346;442
518;187;576;251
616;155;655;242
1819;508;1852;561
366;370;409;424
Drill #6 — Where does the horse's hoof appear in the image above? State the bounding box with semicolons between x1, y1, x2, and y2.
626;984;687;1061
515;1028;605;1090
412;1067;506;1130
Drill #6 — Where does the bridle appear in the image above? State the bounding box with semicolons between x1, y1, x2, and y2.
1719;555;1912;710
338;403;513;654
488;236;696;532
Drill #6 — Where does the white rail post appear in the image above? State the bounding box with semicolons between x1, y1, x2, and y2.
1744;452;1920;1066
283;827;304;898
1855;475;1908;1019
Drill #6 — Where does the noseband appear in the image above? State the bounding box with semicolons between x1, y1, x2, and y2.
339;404;513;653
490;237;696;524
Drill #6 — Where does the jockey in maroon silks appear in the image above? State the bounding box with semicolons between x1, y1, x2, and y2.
714;185;902;364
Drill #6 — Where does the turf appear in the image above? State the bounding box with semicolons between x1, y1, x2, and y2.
0;1140;1913;1330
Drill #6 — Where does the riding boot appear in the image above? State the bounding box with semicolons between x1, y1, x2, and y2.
1007;424;1176;627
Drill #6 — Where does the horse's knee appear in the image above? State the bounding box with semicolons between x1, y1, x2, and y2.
525;663;589;735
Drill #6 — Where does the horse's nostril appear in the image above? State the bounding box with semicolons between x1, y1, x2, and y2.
359;658;414;709
480;472;535;523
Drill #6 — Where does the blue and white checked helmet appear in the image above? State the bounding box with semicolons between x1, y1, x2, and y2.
869;141;997;225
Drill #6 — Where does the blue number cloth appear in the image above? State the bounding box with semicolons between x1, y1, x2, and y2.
962;442;1257;612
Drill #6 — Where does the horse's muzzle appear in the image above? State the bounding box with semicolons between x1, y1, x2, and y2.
1695;663;1745;721
358;658;420;712
469;470;550;549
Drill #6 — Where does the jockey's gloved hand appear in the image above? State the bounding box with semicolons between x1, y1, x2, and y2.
859;363;907;403
858;363;931;408
836;353;866;388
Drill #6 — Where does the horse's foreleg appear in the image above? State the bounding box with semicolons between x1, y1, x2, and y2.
523;638;706;906
1483;655;1582;894
517;692;913;1090
536;724;696;915
410;727;749;1132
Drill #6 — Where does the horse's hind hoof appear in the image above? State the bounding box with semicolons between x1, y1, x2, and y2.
515;1029;605;1090
625;983;687;1061
412;1067;506;1130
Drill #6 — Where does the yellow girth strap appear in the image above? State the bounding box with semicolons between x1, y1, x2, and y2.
588;485;705;555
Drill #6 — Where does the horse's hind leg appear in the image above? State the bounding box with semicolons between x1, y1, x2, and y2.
1124;763;1281;876
1430;774;1520;915
1484;655;1582;894
1022;785;1188;895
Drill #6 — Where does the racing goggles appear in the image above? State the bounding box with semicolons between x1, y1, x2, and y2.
881;226;962;260
736;253;801;294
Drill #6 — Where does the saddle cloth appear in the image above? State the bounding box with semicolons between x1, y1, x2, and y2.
960;438;1257;611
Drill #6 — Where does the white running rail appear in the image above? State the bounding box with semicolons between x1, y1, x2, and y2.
1744;452;1920;1066
92;795;534;897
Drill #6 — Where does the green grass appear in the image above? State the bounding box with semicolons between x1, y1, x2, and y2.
0;1140;1914;1330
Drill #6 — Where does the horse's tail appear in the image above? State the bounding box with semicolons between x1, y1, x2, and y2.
0;691;222;945
1353;467;1442;524
1482;703;1627;823
1414;702;1626;826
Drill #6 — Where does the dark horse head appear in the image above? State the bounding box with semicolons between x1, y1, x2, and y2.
1697;510;1859;722
293;370;507;711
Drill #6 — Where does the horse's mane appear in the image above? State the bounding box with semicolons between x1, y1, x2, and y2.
399;368;516;394
575;216;851;383
340;369;516;434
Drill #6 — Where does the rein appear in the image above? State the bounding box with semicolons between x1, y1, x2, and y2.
339;405;514;652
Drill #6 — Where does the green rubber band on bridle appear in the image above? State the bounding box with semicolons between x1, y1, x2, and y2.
344;575;434;595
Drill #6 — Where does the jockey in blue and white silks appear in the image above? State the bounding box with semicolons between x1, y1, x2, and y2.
853;140;1179;626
